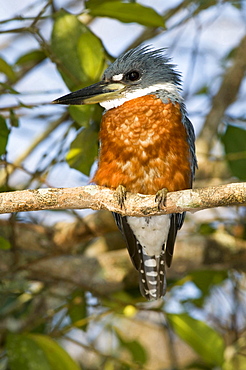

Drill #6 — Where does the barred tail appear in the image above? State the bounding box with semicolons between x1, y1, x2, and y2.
138;249;166;300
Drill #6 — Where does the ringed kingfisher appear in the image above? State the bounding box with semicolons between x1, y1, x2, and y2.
54;46;197;300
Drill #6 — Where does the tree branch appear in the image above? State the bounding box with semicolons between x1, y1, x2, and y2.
0;182;245;216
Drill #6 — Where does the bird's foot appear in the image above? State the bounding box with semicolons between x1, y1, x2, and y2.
155;188;168;210
115;185;127;209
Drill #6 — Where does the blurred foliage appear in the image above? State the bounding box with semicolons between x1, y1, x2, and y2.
221;124;246;181
6;333;81;370
85;0;165;27
0;116;9;155
51;10;106;90
0;0;246;369
167;313;225;366
66;123;99;175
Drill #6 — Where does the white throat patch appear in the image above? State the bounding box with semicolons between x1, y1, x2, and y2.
99;82;180;111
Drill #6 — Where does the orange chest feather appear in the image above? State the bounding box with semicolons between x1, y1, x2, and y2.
93;95;192;194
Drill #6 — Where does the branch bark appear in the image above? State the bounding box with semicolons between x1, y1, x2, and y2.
0;182;246;216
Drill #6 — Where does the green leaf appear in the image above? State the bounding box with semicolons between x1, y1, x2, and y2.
223;47;237;62
51;10;106;90
15;49;46;68
0;82;19;94
77;31;105;81
221;125;246;180
6;333;80;370
184;361;212;369
0;115;10;155
190;270;227;295
171;270;227;307
115;329;148;365
188;270;228;307
231;0;242;9
67;290;88;330
195;85;209;95
0;236;11;250
195;0;217;11
66;125;98;175
86;1;164;27
69;104;102;128
9;109;19;127
6;333;51;370
167;313;225;366
198;222;216;236
30;334;80;370
0;57;16;82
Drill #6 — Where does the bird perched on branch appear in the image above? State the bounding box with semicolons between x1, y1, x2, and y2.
54;45;197;300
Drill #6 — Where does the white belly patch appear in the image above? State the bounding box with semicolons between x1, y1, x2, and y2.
126;215;171;256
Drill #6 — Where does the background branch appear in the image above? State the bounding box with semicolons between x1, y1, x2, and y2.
1;209;245;297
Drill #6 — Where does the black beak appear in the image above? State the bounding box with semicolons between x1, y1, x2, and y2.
53;81;125;106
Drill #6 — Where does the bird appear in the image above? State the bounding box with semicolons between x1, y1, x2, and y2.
53;45;197;300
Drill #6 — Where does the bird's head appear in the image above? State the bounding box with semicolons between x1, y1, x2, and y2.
53;45;182;110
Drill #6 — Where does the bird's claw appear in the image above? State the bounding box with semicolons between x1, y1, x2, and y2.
155;188;168;210
115;185;127;209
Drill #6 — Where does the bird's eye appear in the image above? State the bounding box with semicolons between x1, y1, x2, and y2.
126;70;140;82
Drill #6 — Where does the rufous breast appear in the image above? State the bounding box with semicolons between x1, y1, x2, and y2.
93;94;192;194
